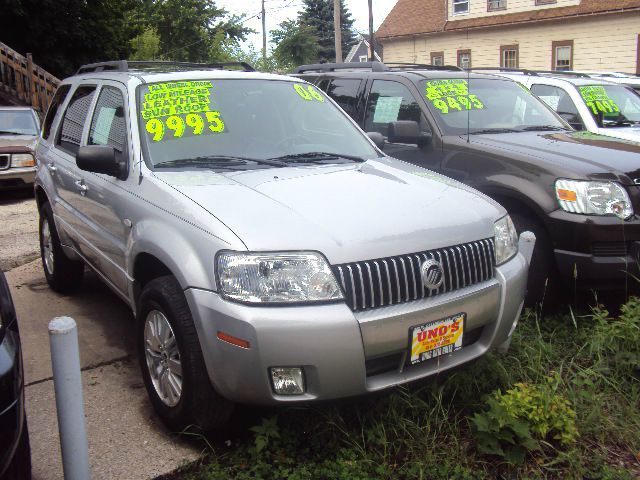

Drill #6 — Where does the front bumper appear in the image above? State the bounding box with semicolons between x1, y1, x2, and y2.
0;166;36;189
185;250;528;405
547;209;640;286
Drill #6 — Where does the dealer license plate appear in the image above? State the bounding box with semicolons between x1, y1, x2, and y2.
409;313;465;365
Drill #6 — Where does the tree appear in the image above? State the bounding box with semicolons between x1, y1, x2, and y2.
271;21;319;70
298;0;357;62
129;27;161;60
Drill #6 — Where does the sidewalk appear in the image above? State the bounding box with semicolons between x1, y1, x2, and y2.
7;260;200;479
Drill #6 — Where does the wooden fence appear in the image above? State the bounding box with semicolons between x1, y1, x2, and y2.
0;41;60;113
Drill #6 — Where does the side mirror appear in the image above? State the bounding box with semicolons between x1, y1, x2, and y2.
558;112;583;131
76;145;127;180
367;132;385;150
388;120;432;147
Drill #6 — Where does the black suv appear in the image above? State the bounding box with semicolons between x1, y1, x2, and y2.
295;62;640;304
0;271;30;479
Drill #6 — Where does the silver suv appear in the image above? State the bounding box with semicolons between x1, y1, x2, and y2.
34;61;531;431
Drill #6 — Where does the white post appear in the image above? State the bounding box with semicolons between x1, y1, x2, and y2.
49;316;90;480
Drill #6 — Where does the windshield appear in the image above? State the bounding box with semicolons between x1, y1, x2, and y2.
138;79;380;168
419;78;567;135
0;109;38;135
577;85;640;127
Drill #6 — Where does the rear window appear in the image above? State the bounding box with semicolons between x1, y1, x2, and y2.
56;85;96;155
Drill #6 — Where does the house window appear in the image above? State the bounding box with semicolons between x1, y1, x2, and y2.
431;52;444;66
552;40;573;70
535;0;556;5
457;49;471;69
488;0;506;11
500;45;518;68
453;0;469;14
359;55;368;62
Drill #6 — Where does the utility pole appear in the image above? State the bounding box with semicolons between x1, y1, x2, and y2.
334;0;342;63
262;0;267;64
368;0;375;61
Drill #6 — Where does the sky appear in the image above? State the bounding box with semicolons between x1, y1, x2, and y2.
216;0;399;53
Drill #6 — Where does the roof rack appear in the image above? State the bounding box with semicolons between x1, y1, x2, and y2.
76;60;256;75
385;63;462;71
468;67;590;78
293;61;390;74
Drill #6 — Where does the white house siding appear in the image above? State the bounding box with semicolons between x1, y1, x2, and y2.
449;0;581;20
381;13;640;72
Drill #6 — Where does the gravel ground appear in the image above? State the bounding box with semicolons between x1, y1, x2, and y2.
0;189;40;271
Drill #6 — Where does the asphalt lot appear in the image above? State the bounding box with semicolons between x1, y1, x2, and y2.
0;191;200;479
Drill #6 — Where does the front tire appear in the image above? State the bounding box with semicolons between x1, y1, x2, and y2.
2;420;31;480
39;202;84;293
137;275;233;432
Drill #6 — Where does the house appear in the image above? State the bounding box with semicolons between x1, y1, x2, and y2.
344;36;383;62
375;0;640;73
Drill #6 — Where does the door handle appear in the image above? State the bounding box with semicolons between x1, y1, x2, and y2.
46;162;57;174
75;180;88;195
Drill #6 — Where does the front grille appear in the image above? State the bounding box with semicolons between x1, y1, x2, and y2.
0;154;9;170
333;238;495;312
591;242;629;257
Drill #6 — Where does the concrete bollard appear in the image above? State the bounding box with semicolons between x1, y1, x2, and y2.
49;316;90;480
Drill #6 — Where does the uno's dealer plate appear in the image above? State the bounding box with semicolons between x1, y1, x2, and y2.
409;313;465;365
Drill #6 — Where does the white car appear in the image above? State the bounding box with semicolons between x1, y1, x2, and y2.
570;71;640;93
476;70;640;143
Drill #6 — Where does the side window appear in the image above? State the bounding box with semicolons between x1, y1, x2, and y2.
326;79;362;121
42;84;71;140
364;80;430;139
56;85;97;155
88;86;127;159
530;84;583;129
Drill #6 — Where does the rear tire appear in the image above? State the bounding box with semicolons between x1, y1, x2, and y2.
510;213;558;308
39;202;84;293
137;275;234;432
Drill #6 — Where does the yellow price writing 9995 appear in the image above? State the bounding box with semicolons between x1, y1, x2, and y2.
145;111;225;142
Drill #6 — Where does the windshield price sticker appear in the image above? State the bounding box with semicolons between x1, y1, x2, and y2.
141;81;225;142
579;86;620;116
424;79;484;115
410;313;465;365
294;84;324;102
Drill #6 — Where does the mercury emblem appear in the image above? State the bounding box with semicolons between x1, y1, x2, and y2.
421;259;444;290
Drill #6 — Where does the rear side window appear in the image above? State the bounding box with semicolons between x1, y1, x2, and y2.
56;85;96;155
530;84;583;129
364;80;429;138
326;79;361;121
88;86;127;159
42;85;71;140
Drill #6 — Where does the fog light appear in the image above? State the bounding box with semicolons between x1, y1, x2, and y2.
270;367;305;395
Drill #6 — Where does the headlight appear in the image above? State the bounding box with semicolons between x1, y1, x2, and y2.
555;179;633;220
216;251;344;304
11;153;35;168
494;215;518;266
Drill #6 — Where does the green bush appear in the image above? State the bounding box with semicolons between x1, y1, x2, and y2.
472;374;578;464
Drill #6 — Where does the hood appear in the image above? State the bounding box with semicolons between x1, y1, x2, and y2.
153;158;503;264
0;134;38;152
595;126;640;143
467;130;640;184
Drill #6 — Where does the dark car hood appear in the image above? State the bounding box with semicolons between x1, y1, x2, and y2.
467;130;640;184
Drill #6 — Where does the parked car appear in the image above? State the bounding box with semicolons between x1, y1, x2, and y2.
0;106;40;190
294;61;640;305
472;69;640;142
34;60;530;432
570;71;640;93
0;271;31;479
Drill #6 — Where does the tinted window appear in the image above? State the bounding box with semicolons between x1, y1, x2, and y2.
89;86;127;159
326;79;361;120
530;84;583;129
42;84;71;140
57;85;96;155
364;80;430;138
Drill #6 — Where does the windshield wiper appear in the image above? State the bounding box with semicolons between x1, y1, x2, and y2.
268;152;365;163
154;155;286;169
0;130;23;135
470;128;521;135
518;125;567;132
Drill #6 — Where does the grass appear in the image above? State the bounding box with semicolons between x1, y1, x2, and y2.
171;297;639;480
